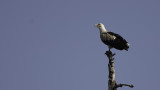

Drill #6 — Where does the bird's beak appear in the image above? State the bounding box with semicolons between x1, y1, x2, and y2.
94;24;98;27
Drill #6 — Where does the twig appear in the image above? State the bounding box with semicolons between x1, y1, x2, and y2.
114;83;134;89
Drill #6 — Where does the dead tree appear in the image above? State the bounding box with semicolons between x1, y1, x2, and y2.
105;51;134;90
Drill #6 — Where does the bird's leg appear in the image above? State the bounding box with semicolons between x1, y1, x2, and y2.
108;46;111;52
105;47;111;55
108;46;116;56
109;48;111;52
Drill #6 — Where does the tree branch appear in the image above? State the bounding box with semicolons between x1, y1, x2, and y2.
105;51;134;90
114;83;134;89
105;51;117;90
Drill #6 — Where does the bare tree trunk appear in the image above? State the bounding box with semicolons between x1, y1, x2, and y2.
105;51;134;90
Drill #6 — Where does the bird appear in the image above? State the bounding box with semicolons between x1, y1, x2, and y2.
95;23;129;51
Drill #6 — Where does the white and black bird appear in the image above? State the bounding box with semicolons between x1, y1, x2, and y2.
95;23;129;51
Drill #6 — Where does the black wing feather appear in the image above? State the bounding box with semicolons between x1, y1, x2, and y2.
107;32;129;50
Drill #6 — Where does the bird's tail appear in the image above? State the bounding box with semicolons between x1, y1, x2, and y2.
125;43;130;51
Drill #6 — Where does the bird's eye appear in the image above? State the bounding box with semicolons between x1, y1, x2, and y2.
98;24;101;27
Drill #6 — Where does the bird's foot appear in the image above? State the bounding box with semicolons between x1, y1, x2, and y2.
105;51;111;55
105;51;116;56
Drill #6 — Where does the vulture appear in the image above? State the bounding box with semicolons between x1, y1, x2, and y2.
95;23;129;51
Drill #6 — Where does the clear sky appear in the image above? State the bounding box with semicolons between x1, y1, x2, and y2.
0;0;160;90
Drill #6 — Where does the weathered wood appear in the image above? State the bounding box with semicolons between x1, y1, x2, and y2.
115;84;134;89
105;51;117;90
105;51;134;90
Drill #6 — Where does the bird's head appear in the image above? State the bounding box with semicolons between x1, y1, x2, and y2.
95;23;104;28
95;23;107;32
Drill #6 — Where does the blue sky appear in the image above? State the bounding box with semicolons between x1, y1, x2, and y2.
0;0;160;90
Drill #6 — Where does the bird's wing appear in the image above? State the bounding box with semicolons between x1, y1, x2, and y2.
107;32;128;43
101;32;116;41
